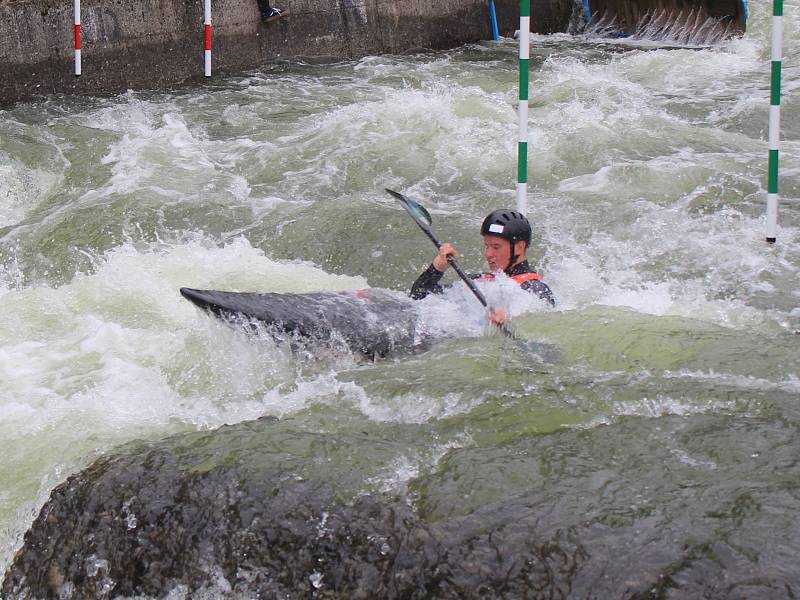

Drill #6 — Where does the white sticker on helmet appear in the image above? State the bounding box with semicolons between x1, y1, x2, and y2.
488;224;504;234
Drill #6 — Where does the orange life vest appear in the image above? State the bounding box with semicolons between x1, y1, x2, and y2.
511;272;542;284
478;272;543;284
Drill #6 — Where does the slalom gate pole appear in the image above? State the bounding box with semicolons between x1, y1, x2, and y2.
489;0;500;41
766;0;783;243
517;0;530;213
204;0;212;77
74;0;81;77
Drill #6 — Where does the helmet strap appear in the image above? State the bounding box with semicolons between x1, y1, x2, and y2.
506;238;517;273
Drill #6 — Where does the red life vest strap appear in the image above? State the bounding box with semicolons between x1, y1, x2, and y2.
511;272;542;284
478;272;542;284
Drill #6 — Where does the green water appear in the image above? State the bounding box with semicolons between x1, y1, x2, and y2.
1;0;799;594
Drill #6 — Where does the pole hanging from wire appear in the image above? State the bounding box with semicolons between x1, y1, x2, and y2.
517;0;530;214
766;0;783;243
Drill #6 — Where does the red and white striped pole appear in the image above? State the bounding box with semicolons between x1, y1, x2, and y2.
74;0;82;76
204;0;212;77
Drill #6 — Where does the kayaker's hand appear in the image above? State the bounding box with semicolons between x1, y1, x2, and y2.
488;307;509;326
432;243;459;272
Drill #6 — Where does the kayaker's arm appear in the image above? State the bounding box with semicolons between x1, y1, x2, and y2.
431;243;459;272
410;243;460;300
410;264;445;299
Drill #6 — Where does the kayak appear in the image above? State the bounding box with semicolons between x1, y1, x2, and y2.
180;287;425;357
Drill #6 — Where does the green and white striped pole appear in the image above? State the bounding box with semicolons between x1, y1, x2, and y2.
766;0;783;243
517;0;530;213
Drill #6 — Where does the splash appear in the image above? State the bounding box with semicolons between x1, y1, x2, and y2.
585;5;743;46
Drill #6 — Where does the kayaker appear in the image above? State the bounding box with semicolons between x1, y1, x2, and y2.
410;209;555;323
257;0;284;21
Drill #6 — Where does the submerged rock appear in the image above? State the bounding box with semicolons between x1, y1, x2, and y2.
5;412;797;598
2;416;585;599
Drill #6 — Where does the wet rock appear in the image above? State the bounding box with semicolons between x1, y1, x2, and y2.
6;413;795;598
2;417;586;599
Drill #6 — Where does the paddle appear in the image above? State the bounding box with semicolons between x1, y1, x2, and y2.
386;188;514;337
386;188;489;306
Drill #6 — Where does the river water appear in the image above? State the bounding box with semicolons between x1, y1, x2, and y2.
1;1;799;595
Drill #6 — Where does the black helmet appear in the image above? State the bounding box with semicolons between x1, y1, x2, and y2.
480;209;532;247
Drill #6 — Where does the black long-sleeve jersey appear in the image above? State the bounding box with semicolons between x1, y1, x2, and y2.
410;260;555;307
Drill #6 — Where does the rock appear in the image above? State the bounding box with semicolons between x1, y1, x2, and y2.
2;416;585;599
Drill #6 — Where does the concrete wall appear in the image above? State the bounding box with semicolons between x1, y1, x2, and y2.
0;0;569;106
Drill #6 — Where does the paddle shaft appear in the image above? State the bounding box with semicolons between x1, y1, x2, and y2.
387;188;515;338
443;251;488;308
412;219;488;308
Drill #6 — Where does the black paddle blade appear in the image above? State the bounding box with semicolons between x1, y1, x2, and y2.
385;188;433;228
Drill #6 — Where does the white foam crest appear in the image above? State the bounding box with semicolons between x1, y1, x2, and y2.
538;54;653;111
0;235;369;430
65;97;263;214
0;117;69;229
478;273;555;316
538;186;798;332
413;274;553;340
77;93;162;134
258;372;360;417
372;455;421;490
616;41;761;98
365;439;470;493
526;56;683;180
269;84;517;197
531;45;767;167
353;54;407;75
557;148;758;203
356;384;485;424
0;235;374;572
662;370;800;394
0;156;63;229
0;249;25;295
612;393;736;419
573;376;764;433
287;85;459;142
558;164;615;193
81;111;215;201
745;0;800;61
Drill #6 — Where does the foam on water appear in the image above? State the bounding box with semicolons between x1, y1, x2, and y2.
0;158;62;229
0;117;68;230
0;235;369;570
76;100;253;205
513;29;800;333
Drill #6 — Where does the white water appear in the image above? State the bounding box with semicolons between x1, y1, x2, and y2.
1;0;799;587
